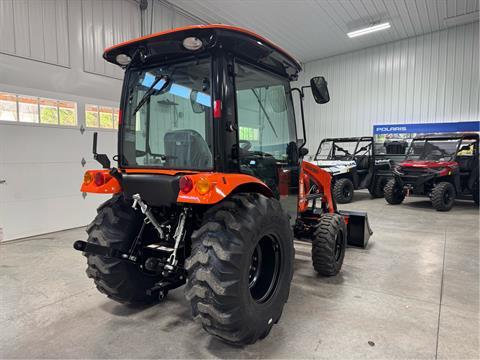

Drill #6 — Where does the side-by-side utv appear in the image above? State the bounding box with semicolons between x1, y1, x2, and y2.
74;25;371;345
312;137;392;203
385;133;479;211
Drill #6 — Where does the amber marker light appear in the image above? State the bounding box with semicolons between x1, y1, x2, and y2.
83;171;93;185
195;177;211;195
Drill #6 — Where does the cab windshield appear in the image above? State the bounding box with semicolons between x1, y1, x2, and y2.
406;139;460;161
121;57;213;170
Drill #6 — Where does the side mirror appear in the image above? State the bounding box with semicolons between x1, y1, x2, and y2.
299;147;309;157
310;76;330;104
190;90;205;114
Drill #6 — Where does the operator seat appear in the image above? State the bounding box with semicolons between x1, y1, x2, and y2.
356;155;370;174
164;129;213;169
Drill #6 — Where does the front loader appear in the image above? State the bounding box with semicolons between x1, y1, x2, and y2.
74;25;371;345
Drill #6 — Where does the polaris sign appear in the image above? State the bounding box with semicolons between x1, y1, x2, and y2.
375;126;408;133
374;121;480;135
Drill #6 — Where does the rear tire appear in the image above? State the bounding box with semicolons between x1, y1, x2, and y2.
431;182;455;211
85;195;162;304
384;179;405;205
369;176;388;198
311;213;347;276
333;178;354;204
185;193;294;345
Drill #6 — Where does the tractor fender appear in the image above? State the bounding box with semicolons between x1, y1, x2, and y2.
177;173;273;204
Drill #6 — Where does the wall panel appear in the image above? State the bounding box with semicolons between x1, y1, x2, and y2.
298;22;480;148
81;0;141;79
0;0;70;67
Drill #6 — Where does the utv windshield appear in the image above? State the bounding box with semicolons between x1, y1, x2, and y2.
121;57;213;170
406;139;460;161
315;140;363;160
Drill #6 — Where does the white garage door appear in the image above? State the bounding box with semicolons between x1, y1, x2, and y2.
0;122;116;241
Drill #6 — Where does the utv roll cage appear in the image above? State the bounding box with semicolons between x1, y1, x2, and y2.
314;136;375;161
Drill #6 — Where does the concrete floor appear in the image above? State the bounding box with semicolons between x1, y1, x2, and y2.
1;191;478;359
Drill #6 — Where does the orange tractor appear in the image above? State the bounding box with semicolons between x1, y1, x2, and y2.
74;25;371;345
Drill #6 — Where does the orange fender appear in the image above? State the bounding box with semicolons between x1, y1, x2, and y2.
176;173;273;204
81;170;121;194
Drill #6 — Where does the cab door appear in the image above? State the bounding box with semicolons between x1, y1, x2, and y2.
234;60;299;220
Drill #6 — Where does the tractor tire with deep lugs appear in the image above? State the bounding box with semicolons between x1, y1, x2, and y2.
384;178;405;205
85;195;162;304
311;213;347;276
431;182;455;211
185;193;294;345
333;178;354;203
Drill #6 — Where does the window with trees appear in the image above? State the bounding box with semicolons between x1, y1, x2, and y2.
0;91;77;126
85;105;119;129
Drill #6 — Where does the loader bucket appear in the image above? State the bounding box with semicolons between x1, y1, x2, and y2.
339;210;373;248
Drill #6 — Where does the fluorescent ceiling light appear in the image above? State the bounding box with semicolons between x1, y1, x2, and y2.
347;22;391;38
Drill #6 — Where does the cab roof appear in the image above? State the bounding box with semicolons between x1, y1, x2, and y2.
103;24;302;80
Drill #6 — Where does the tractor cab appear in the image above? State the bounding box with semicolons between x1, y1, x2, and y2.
91;25;327;219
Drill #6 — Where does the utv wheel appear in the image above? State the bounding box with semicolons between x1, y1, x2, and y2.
431;182;455;211
185;193;294;345
369;177;388;198
311;213;347;276
384;179;405;205
85;195;162;304
333;178;354;204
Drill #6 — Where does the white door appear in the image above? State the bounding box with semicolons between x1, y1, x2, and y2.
0;122;116;241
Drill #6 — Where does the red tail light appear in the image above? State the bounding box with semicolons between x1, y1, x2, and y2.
213;99;222;119
94;172;106;186
179;176;194;194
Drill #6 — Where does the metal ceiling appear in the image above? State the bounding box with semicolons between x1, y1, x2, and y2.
166;0;479;63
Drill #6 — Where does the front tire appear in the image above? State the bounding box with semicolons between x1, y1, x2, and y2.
85;195;162;304
333;178;354;204
431;182;455;211
311;214;347;276
384;179;405;205
185;193;294;345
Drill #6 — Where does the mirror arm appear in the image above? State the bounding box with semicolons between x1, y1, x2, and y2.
291;87;307;151
92;132;111;169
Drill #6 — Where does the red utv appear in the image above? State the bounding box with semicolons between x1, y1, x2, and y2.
384;133;479;211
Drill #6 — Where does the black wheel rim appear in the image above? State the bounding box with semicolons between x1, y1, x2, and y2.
343;186;351;199
443;189;451;204
334;231;343;261
249;235;281;304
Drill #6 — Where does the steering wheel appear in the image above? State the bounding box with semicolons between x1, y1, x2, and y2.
239;140;252;152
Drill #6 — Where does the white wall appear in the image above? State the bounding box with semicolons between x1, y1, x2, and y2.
0;0;199;241
297;22;479;149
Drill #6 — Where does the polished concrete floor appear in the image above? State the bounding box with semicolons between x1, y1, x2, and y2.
1;191;478;359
